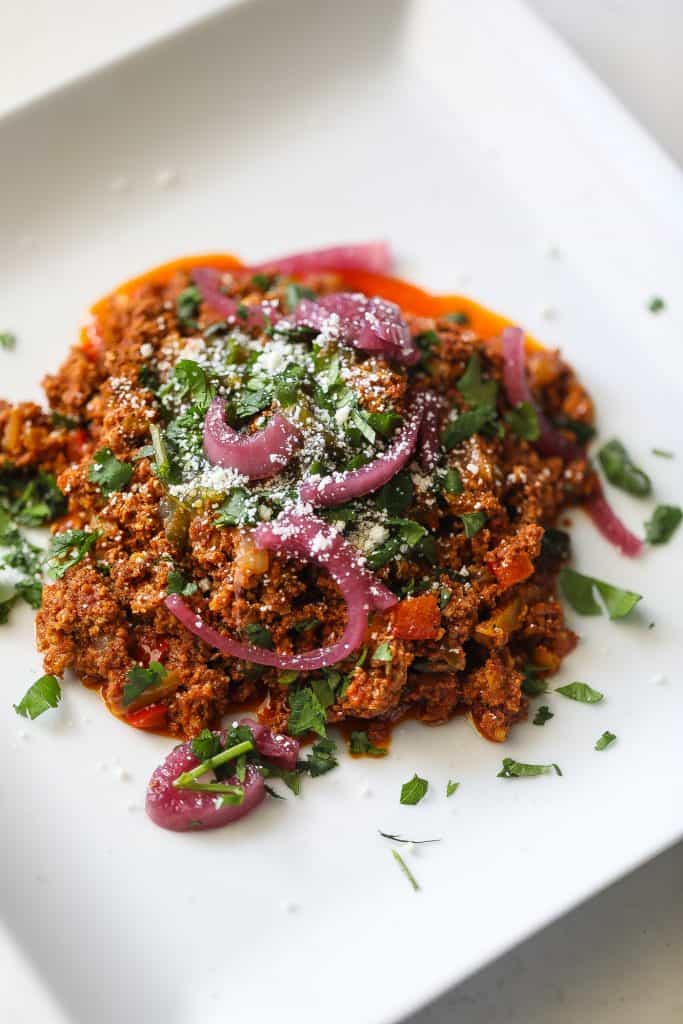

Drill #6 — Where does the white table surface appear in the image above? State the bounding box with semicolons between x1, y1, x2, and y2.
0;2;681;1023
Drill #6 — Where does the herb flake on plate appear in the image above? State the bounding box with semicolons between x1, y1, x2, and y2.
597;439;651;497
13;674;62;719
400;774;429;805
498;758;562;778
533;705;554;725
644;505;682;545
595;731;617;751
555;681;604;704
559;567;641;620
391;849;420;892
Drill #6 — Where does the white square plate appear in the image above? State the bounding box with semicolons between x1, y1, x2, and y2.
1;2;682;1022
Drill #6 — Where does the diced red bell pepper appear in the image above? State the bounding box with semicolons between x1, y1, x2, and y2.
488;551;534;590
126;703;168;731
392;593;441;641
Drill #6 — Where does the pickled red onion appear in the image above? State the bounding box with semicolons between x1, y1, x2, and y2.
292;292;419;366
203;399;302;480
249;240;392;276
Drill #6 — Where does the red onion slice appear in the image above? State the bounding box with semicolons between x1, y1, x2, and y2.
292;293;419;366
192;267;278;330
165;512;397;670
146;745;264;832
299;399;423;508
203;399;302;480
501;327;582;459
417;391;442;471
585;487;644;558
239;718;300;770
249;241;392;276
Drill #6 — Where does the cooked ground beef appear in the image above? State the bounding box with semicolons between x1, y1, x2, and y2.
1;258;597;744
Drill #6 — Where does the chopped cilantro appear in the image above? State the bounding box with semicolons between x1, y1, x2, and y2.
505;401;540;441
46;529;99;580
287;686;327;736
13;674;62;720
0;331;16;350
446;780;459;797
442;468;463;495
176;285;202;330
304;737;338;776
293;617;320;633
644;505;682;545
442;405;495;449
251;273;274;291
559;567;641;620
375;471;413;516
88;448;133;497
123;661;167;707
391;849;420;892
285;283;316;312
191;728;223;761
400;773;429;805
598;440;651;497
595;730;617;751
555;681;603;703
647;296;666;314
457;352;498;409
459;510;487;538
149;423;172;481
521;664;548;696
167;570;198;596
309;674;336;709
366;410;403;437
533;705;554;725
243;623;273;649
166;359;215;412
215;487;257;527
278;670;299;686
497;758;562;778
349;731;388;757
1;469;66;526
652;448;673;459
379;831;440;844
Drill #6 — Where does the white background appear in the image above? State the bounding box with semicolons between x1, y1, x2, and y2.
0;2;681;1023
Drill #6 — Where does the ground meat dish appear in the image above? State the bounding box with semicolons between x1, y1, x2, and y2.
1;256;598;746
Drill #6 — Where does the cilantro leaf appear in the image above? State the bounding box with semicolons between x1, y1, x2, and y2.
366;411;403;437
442;405;495;449
349;731;388;757
645;505;682;545
167;570;198;596
559;567;641;620
168;359;216;412
647;296;666;314
505;401;540;441
177;285;202;330
400;773;429;805
442;468;463;495
88;448;133;497
46;529;99;580
555;681;603;703
13;674;62;719
598;440;651;497
497;758;562;778
215;487;257;527
446;780;459;797
533;705;554;725
309;674;336;709
287;686;327;736
123;661;167;707
375;470;413;517
243;623;273;649
595;730;617;751
459;511;487;538
521;664;548;696
457;352;498;409
0;331;16;350
191;728;223;761
304;737;338;776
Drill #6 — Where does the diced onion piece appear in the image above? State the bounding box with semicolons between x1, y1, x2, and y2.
292;292;419;366
203;399;302;480
249;241;392;276
146;746;264;832
585;487;644;558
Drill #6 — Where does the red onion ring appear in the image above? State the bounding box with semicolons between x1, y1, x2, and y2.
585;486;644;557
165;512;397;670
203;398;302;480
501;327;582;459
146;746;264;832
299;398;424;508
238;718;300;770
292;293;419;366
502;327;642;558
192;267;278;330
248;240;392;276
